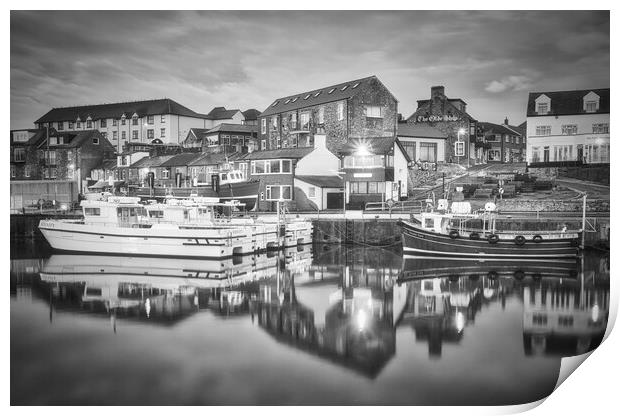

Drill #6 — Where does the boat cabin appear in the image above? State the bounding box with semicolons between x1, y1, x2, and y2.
81;197;147;227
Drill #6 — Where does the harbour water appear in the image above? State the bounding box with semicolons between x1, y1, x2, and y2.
10;239;609;405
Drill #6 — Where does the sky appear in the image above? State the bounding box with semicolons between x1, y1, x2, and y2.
10;10;609;129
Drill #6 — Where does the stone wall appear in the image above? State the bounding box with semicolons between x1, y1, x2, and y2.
497;199;609;212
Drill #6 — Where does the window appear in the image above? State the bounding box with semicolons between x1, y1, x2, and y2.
593;123;609;134
76;121;81;129
84;207;101;216
272;116;278;128
402;142;416;161
291;97;298;102
93;136;99;145
352;82;360;89
24;166;30;178
261;139;266;150
50;168;57;178
270;160;281;173
121;118;126;125
308;186;316;198
337;102;344;121
314;92;321;97
261;118;267;134
132;116;138;126
101;119;107;128
122;131;127;140
281;160;291;173
112;119;117;126
161;128;166;138
13;148;26;162
10;165;15;178
304;94;311;100
57;122;64;130
341;85;348;91
505;135;509;143
454;141;465;157
300;112;310;130
531;146;541;163
365;105;382;118
132;130;138;140
147;115;154;125
536;103;548;114
162;169;170;179
561;125;578;135
420;142;437;162
266;185;292;200
44;150;56;165
161;115;166;123
533;314;548;326
147;129;154;139
113;131;118;140
318;107;324;124
86;120;92;128
585;101;597;113
535;125;551;136
291;113;297;129
68;122;74;129
553;145;573;161
328;88;335;94
344;155;383;168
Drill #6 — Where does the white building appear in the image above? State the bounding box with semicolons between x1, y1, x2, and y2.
397;123;447;165
526;89;609;165
35;100;246;152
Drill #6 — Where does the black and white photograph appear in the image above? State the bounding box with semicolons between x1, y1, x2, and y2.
8;5;613;408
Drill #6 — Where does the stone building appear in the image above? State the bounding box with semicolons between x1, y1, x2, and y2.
258;75;398;155
406;86;478;164
477;119;526;163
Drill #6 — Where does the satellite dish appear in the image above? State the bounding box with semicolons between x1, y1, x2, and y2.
484;202;497;212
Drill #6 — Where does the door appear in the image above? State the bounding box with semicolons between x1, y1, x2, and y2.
326;192;343;210
577;145;584;163
543;147;550;163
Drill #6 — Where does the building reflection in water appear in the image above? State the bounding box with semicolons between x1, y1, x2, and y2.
11;245;610;379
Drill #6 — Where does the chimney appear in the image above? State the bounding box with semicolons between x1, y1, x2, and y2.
504;117;509;125
314;134;327;149
431;86;445;99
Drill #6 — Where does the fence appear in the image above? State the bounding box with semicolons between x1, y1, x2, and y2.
10;180;78;214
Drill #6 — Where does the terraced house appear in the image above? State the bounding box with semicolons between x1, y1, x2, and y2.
258;75;398;154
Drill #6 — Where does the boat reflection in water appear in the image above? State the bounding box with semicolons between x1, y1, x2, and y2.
399;255;609;358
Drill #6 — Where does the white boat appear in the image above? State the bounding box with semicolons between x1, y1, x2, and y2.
38;197;256;258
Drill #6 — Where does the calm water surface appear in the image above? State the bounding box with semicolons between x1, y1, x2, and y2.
10;239;609;405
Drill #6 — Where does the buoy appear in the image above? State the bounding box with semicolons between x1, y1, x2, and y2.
532;235;543;243
469;232;480;240
515;235;526;246
514;270;525;280
488;234;500;244
449;230;460;239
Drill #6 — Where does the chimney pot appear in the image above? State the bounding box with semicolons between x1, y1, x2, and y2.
431;86;445;99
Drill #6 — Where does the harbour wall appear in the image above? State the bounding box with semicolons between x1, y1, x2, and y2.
497;199;609;212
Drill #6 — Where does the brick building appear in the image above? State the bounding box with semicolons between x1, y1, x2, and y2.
406;86;478;164
478;119;526;163
258;75;398;155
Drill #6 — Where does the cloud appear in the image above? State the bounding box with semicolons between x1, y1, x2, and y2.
485;76;534;93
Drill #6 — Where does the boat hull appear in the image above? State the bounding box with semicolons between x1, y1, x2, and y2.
218;180;259;211
39;220;256;258
399;220;580;258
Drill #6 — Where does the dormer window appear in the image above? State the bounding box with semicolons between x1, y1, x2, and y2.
536;103;548;114
583;92;600;113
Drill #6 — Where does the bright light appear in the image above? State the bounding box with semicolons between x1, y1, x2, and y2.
356;144;370;156
455;311;465;332
145;298;151;318
458;128;467;134
356;310;367;331
591;304;600;322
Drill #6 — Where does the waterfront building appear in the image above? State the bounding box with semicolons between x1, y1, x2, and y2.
34;99;247;151
126;154;175;187
258;75;398;155
406;86;478;164
187;153;228;187
242;109;261;126
10;129;48;181
337;136;410;209
183;123;258;153
525;88;610;165
397;123;447;166
153;152;203;188
477;118;526;163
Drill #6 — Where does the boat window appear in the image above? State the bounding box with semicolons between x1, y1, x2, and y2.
84;207;101;216
425;218;433;228
149;210;164;218
221;173;228;181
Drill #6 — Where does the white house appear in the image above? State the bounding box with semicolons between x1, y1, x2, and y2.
397;123;447;165
525;89;609;165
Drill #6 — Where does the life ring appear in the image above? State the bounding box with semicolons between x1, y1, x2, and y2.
514;270;525;281
487;234;500;244
570;239;580;247
532;235;543;243
514;235;526;246
487;271;499;280
469;232;480;240
449;230;460;239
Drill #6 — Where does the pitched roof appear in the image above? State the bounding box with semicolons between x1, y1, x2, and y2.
158;152;203;167
478;122;522;137
37;129;112;149
242;109;261;120
204;107;241;120
234;147;314;161
526;88;610;117
338;136;411;163
260;75;395;118
397;123;447;139
10;129;47;146
295;175;343;188
206;123;258;135
129;154;175;169
188;152;228;166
